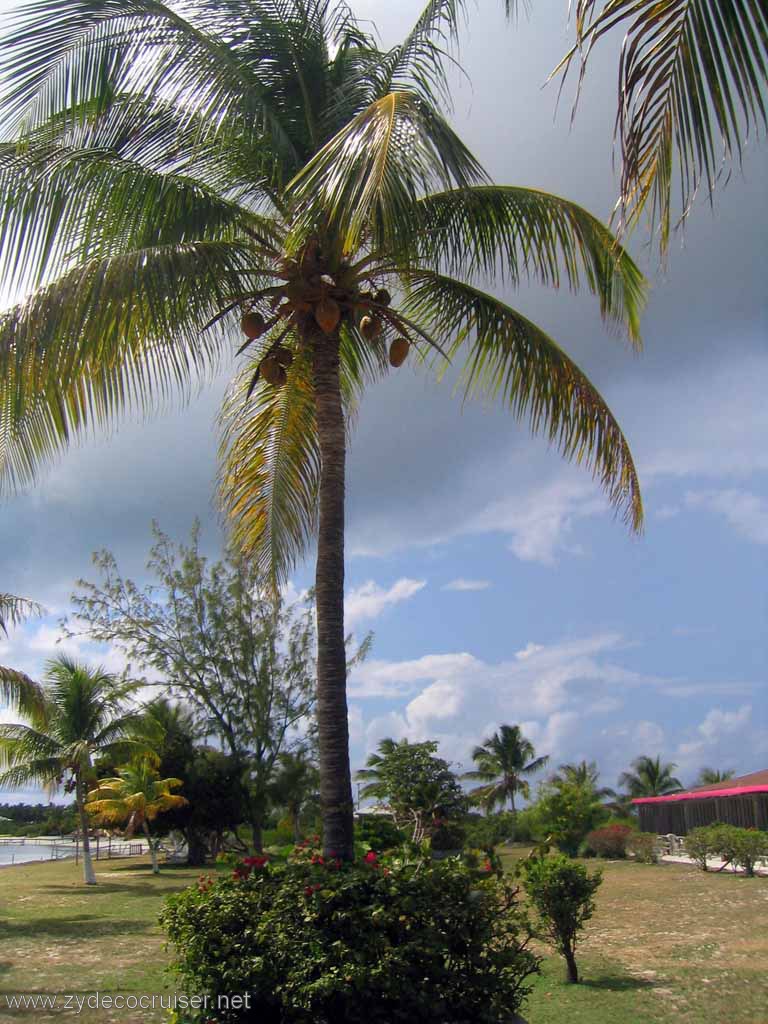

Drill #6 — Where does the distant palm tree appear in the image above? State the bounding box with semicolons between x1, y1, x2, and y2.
618;755;682;798
696;767;735;787
0;656;148;884
268;747;320;843
465;725;549;813
0;592;44;718
552;760;616;801
86;758;188;873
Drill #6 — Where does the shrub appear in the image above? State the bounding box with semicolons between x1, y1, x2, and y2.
626;831;659;863
461;811;518;850
521;853;602;984
162;845;539;1023
584;824;633;859
353;814;406;851
685;826;713;870
685;824;768;876
729;828;768;877
430;819;466;852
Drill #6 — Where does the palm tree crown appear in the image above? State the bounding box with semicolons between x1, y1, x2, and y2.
86;756;188;872
552;759;616;801
0;0;646;858
0;655;148;883
464;724;549;813
618;755;683;798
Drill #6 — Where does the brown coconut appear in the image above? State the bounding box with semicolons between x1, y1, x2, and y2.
274;347;293;367
241;311;266;338
389;337;410;367
260;356;287;386
360;315;381;340
315;297;341;334
374;288;392;307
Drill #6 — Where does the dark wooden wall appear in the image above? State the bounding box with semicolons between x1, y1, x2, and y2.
638;794;768;835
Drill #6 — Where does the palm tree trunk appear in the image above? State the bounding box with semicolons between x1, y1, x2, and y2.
75;775;97;886
312;330;354;861
143;822;159;874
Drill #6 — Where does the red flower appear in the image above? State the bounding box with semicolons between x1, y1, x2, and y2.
311;854;325;865
483;860;492;872
364;851;378;864
304;886;314;896
244;855;268;868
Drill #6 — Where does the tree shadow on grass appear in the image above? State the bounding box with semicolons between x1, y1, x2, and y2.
580;973;655;992
0;916;152;940
37;881;170;895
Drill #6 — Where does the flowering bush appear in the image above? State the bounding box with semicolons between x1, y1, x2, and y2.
162;844;539;1024
584;824;633;859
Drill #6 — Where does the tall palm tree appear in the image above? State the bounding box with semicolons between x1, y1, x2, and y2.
0;655;148;884
465;724;549;813
553;0;768;255
0;592;45;717
552;759;616;801
86;757;188;873
0;1;646;859
618;755;683;798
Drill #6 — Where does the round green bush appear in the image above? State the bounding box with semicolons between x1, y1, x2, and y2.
162;846;539;1023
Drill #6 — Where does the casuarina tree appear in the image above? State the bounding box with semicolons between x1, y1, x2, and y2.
0;1;645;859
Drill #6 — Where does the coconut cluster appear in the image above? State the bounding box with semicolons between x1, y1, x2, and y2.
239;242;410;387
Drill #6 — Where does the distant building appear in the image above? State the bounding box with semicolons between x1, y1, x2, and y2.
633;768;768;835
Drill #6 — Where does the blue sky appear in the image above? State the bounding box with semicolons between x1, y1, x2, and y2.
1;0;766;803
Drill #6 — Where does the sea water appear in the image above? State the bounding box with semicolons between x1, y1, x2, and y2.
0;842;74;867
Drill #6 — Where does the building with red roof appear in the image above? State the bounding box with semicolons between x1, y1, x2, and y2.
632;768;768;835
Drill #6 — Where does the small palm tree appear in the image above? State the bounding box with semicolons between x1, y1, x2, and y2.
465;724;549;813
0;0;646;859
86;758;188;873
696;767;735;787
0;655;148;884
268;747;320;843
555;0;768;255
618;755;683;798
552;760;616;801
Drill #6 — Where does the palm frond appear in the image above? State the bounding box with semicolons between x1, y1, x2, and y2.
372;0;466;108
219;342;321;585
0;665;46;721
0;240;257;494
0;141;277;293
0;593;44;634
416;185;646;343
403;270;643;530
556;0;768;253
0;0;298;175
287;90;486;255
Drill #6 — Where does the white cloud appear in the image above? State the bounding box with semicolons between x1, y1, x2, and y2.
674;704;764;780
685;489;768;545
697;704;752;741
442;578;491;592
467;479;602;566
344;578;426;628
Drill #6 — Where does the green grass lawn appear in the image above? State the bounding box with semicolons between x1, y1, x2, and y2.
0;856;199;1022
500;847;768;1024
0;850;766;1023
